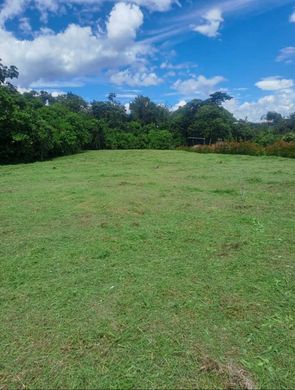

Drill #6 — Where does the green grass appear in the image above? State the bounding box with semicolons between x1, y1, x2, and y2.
1;150;294;389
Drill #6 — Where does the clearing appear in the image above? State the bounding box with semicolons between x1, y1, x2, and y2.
0;150;294;388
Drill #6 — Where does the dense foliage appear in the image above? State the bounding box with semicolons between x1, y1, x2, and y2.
180;141;295;159
1;61;295;163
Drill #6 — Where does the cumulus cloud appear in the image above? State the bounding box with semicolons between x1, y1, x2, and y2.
107;3;143;42
0;0;177;26
0;0;27;25
132;0;177;12
193;8;223;38
17;87;66;97
124;102;131;114
225;75;295;121
110;69;162;86
255;76;294;91
170;99;187;111
224;89;295;122
277;47;295;63
0;3;151;88
172;75;225;97
290;10;295;22
19;17;33;35
160;61;198;70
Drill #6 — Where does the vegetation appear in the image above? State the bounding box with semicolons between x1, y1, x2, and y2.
1;59;294;388
182;141;295;159
1;150;294;388
1;60;295;164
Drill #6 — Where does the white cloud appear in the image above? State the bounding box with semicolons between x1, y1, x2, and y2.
17;87;66;97
19;17;33;35
225;76;295;121
107;3;143;43
110;69;162;86
172;75;226;97
116;93;138;99
51;90;66;97
30;80;84;88
290;10;295;22
160;61;198;70
170;99;186;111
0;3;151;88
255;76;294;91
17;87;32;94
131;0;177;12
124;102;131;114
0;0;27;26
276;47;295;63
193;8;223;38
0;0;176;26
224;89;295;122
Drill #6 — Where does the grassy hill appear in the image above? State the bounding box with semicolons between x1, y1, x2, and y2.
1;150;294;389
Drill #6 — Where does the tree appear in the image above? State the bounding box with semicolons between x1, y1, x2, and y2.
0;58;293;163
188;104;235;143
148;129;174;149
206;92;233;106
130;96;169;125
56;92;88;113
0;59;19;86
266;111;283;124
108;92;117;103
38;91;56;106
232;120;255;141
91;100;127;128
170;96;235;144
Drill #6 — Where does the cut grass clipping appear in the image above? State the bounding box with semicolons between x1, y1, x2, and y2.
1;150;294;389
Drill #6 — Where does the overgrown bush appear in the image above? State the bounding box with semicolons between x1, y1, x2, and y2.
187;141;264;156
265;141;295;158
180;141;295;158
0;97;93;163
254;129;280;146
148;129;174;149
214;141;264;156
103;129;175;150
282;133;295;142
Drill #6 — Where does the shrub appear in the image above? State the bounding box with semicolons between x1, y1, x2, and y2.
192;144;214;153
148;129;174;149
255;130;280;146
282;133;295;143
265;141;295;158
214;141;264;156
104;131;149;150
188;141;264;156
180;141;295;158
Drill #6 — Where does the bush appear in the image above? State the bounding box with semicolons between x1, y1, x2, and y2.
282;133;295;143
265;141;295;158
104;130;149;150
188;141;264;156
191;144;214;153
254;129;280;146
148;129;174;149
214;141;264;156
180;141;295;159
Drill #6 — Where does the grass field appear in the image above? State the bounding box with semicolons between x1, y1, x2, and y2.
1;150;294;389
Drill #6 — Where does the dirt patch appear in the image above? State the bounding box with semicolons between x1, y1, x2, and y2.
119;181;130;186
200;356;256;390
217;241;247;257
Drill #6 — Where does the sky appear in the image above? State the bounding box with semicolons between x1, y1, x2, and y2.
0;0;295;121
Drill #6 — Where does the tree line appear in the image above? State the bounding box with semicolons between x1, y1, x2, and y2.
1;60;294;163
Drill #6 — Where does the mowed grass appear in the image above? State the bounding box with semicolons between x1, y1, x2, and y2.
0;150;294;389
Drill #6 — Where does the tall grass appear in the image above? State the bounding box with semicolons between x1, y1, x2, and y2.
179;141;295;158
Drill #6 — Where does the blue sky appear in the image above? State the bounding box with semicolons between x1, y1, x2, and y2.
0;0;295;121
